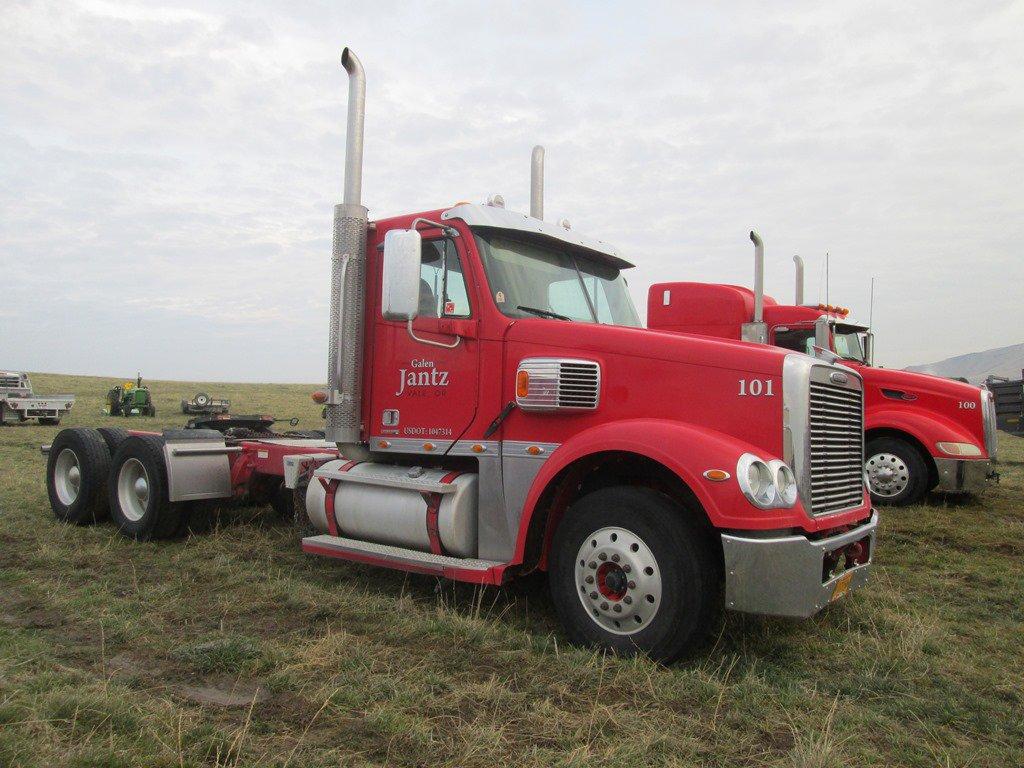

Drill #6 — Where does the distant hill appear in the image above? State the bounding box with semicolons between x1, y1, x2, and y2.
906;343;1024;384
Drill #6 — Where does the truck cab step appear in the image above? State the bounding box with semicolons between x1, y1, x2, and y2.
301;535;503;582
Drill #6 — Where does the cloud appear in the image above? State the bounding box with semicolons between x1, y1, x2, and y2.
2;0;1023;382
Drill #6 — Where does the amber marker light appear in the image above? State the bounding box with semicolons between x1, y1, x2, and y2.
527;445;544;456
423;442;436;452
702;469;731;482
472;444;486;453
516;370;530;398
311;390;328;404
377;440;391;449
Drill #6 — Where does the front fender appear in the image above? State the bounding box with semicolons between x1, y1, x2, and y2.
510;418;841;568
866;407;980;459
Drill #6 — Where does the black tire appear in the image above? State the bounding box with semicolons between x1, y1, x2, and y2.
108;435;183;540
270;481;295;519
548;486;720;662
865;436;929;506
46;428;111;524
97;427;131;453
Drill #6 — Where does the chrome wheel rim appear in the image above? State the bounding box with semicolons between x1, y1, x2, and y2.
866;452;909;497
54;449;81;506
117;458;150;522
574;526;662;635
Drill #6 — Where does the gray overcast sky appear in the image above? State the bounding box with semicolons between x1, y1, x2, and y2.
3;0;1023;382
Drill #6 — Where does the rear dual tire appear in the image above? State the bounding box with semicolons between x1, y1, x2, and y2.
46;428;111;525
108;435;183;540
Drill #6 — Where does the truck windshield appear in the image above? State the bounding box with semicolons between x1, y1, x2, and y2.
774;325;868;363
474;230;641;327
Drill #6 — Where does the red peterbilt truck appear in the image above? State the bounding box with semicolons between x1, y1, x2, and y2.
648;236;998;507
42;49;877;660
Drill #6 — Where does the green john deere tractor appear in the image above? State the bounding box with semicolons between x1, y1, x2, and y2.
107;374;156;417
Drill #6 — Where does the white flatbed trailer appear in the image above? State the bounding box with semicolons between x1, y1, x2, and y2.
1;371;75;425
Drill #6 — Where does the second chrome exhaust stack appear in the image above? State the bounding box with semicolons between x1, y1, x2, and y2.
742;231;768;344
793;255;805;305
326;48;370;457
530;145;544;220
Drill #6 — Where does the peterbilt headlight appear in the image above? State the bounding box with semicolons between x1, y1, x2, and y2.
737;453;797;509
936;441;982;457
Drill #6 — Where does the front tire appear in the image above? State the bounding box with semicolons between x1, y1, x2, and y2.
865;436;929;506
46;428;111;524
108;435;182;540
548;486;720;662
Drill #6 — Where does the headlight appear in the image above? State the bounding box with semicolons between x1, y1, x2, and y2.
935;441;982;457
737;453;793;508
769;460;799;507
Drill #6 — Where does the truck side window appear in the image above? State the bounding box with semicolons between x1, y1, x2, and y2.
775;328;815;355
419;239;471;318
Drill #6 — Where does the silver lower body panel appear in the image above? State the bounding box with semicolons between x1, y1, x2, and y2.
721;511;878;618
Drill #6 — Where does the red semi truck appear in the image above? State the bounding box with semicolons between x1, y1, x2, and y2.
42;49;877;660
649;235;998;507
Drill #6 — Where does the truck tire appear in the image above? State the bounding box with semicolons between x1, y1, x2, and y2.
293;480;316;537
97;427;131;453
46;428;111;525
865;436;929;506
548;486;720;662
108;435;183;540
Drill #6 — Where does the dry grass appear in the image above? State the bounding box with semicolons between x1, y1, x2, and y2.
1;372;1022;766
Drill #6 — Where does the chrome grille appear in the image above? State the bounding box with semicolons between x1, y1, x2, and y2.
808;380;864;515
516;358;601;411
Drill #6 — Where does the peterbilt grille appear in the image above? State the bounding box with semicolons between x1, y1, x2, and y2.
808;381;865;515
516;358;601;411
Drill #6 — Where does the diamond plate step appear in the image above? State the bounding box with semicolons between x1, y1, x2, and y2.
301;535;501;573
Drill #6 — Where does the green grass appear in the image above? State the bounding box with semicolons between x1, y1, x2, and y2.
1;372;1022;767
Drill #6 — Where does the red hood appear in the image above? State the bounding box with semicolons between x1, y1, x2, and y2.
506;320;794;377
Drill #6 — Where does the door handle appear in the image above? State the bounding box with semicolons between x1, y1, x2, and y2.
407;319;461;349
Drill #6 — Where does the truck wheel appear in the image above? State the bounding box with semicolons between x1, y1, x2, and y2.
548;486;719;662
293;480;316;537
270;481;295;519
108;435;182;540
46;428;111;524
97;427;131;453
865;437;929;506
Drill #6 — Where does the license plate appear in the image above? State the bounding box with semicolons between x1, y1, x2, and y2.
831;571;854;602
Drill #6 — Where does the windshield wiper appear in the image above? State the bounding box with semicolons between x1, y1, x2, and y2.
517;305;573;321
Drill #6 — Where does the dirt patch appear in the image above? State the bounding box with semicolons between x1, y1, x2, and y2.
172;678;270;708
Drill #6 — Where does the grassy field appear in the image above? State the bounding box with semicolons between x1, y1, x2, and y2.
1;372;1022;767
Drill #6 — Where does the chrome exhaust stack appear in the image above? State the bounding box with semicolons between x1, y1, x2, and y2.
326;47;370;457
742;230;768;344
530;145;544;220
793;255;805;305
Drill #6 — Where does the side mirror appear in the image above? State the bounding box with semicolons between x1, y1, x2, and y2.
382;229;422;321
864;332;875;366
814;316;830;350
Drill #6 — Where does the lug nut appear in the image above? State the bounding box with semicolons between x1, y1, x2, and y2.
585;575;594;584
590;591;599;600
622;564;631;573
628;580;636;590
589;561;597;569
623;595;633;605
600;602;609;611
613;604;622;613
611;553;620;562
598;552;607;561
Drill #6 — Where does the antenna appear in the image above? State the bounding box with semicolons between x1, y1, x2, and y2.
868;276;876;328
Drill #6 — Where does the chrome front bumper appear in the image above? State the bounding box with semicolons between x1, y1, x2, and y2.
721;511;878;618
933;458;995;493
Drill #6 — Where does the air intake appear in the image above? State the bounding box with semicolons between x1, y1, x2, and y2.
515;358;601;411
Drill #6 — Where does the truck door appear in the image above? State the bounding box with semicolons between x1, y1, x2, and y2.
370;234;480;449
